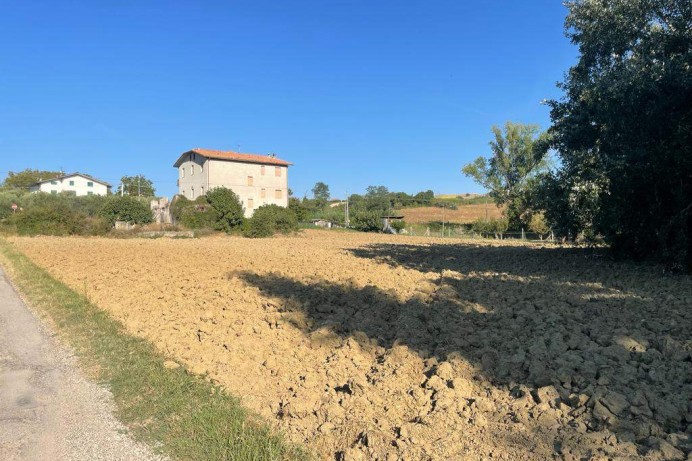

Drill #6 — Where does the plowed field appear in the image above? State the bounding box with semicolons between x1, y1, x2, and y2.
8;231;692;461
397;204;503;224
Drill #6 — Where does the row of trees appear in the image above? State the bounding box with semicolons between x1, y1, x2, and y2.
464;0;691;270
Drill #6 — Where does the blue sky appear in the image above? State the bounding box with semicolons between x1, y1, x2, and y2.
0;1;576;199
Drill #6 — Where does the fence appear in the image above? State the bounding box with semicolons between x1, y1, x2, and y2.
404;223;555;242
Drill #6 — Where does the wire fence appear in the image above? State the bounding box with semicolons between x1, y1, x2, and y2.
404;223;555;242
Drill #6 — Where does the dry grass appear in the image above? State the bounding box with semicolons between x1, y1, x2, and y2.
397;203;503;224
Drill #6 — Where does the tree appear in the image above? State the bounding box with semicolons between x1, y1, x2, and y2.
312;182;330;202
546;0;692;268
462;122;550;229
99;196;153;225
1;169;62;190
205;187;244;232
120;175;156;197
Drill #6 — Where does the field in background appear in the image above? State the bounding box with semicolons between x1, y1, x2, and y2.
397;203;503;224
9;231;692;460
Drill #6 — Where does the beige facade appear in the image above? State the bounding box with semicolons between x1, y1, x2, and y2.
174;149;290;217
30;173;110;196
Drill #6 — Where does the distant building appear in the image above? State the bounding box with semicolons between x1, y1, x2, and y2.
173;148;292;217
30;173;111;196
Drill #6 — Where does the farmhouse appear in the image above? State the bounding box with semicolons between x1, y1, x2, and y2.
30;172;111;196
174;148;291;217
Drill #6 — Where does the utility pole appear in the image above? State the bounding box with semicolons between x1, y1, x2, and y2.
120;182;124;197
344;191;350;227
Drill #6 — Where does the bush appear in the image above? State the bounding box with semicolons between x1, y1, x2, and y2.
171;196;215;230
243;205;298;238
13;205;89;236
472;217;509;236
206;188;244;232
100;196;153;225
350;211;381;232
390;220;407;233
528;213;550;235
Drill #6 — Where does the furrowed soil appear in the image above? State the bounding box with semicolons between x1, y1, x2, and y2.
8;231;692;461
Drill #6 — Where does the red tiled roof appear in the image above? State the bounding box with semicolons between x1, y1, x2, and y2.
174;148;292;167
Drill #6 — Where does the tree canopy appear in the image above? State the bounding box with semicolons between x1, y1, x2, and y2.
120;175;156;197
1;169;62;190
462;122;550;229
312;182;330;201
545;0;692;269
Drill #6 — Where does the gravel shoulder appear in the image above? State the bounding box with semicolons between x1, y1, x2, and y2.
0;267;166;461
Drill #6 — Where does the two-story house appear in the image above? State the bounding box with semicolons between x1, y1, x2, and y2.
30;172;111;196
173;148;292;217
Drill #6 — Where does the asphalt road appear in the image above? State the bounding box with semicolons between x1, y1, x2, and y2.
0;267;166;461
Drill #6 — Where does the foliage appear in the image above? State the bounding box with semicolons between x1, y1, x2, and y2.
1;169;62;190
289;197;309;221
528;212;549;235
170;196;215;229
206;187;245;232
243;205;298;238
311;182;330;202
390;220;407;233
546;0;692;269
350;211;382;232
462;122;550;230
0;191;26;220
12;204;93;236
471;217;509;236
120;175;156;197
100;196;153;225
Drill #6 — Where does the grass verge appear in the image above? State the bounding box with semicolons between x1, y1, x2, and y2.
0;238;309;461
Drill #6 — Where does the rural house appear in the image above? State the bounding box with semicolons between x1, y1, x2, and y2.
30;172;111;196
173;148;292;217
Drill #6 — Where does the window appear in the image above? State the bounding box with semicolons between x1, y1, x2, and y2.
191;165;194;176
181;168;185;178
191;187;195;199
87;181;94;187
69;180;75;186
87;191;94;196
261;165;266;176
51;180;57;185
191;153;195;161
51;190;57;194
275;189;283;199
260;188;266;199
247;176;254;186
275;166;281;177
247;198;254;209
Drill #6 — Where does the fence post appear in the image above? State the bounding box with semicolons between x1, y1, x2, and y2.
522;228;525;240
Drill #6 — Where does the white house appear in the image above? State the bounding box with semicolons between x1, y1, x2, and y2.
30;173;111;196
173;148;292;217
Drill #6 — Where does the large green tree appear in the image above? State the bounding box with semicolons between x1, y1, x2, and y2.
462;122;550;230
205;187;244;232
547;0;692;268
1;169;62;190
120;175;156;197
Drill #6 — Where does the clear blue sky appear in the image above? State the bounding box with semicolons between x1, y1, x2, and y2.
0;1;576;199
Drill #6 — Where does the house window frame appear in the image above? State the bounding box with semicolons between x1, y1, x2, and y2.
275;189;283;199
87;181;94;187
275;166;281;177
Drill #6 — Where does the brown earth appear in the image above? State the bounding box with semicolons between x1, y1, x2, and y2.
398;204;503;224
8;231;692;461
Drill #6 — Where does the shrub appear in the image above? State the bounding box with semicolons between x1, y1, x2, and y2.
206;188;244;232
350;211;382;232
528;213;550;235
100;196;154;225
390;220;407;233
13;205;89;236
243;205;298;238
472;217;509;236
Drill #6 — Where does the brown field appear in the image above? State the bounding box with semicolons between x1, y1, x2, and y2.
398;203;503;224
8;231;692;461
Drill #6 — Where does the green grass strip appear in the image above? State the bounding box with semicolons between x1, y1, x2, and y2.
0;238;310;461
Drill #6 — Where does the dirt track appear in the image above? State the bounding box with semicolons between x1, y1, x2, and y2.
9;231;692;460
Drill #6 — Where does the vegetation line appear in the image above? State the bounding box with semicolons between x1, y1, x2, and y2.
0;238;308;461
